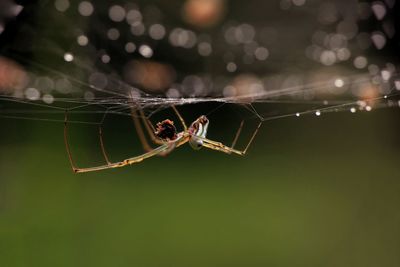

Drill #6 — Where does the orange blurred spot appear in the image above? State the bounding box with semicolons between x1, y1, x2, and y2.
123;60;176;93
0;57;28;93
224;74;265;102
182;0;225;28
359;84;379;100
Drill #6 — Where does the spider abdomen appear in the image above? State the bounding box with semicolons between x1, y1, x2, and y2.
188;115;209;150
189;137;204;150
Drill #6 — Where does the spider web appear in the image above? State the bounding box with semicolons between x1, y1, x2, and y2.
0;69;399;126
0;56;399;168
0;1;399;127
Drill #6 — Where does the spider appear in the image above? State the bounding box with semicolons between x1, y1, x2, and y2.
64;106;262;173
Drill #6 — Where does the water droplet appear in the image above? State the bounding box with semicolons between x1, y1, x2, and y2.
78;1;94;16
139;45;153;58
64;53;74;62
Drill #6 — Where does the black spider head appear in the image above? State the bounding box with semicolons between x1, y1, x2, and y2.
155;119;178;141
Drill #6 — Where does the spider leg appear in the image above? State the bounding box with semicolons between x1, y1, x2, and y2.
64;110;190;173
128;91;163;147
64;110;79;172
136;105;187;143
171;105;188;131
137;108;164;145
99;108;112;164
131;108;154;152
200;121;262;155
242;121;262;153
231;120;244;149
72;142;176;173
201;140;245;155
132;105;183;156
131;108;173;157
64;109;112;172
100;106;160;164
99;125;111;165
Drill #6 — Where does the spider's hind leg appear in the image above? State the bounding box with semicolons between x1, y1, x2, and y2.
98;109;112;165
131;108;155;152
136;108;164;145
132;107;171;157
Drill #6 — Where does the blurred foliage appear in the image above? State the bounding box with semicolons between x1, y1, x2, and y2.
1;109;400;267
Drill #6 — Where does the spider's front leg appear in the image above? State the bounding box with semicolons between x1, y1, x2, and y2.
200;121;262;156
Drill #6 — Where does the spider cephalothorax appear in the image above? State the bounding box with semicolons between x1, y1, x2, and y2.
155;119;178;141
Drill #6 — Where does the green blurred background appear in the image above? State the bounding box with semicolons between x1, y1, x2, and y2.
1;108;399;267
